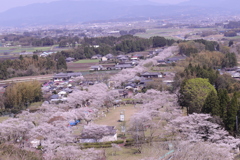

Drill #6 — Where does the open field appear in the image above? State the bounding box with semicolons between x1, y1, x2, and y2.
74;59;99;63
136;28;193;39
0;46;52;54
68;60;100;72
12;46;52;53
136;27;225;41
95;104;138;134
104;142;171;160
136;28;180;39
104;147;141;160
0;45;69;55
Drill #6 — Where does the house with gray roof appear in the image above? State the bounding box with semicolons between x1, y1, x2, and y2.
66;57;75;62
89;65;105;71
140;72;163;78
91;54;102;59
79;126;117;143
114;64;133;70
166;56;186;63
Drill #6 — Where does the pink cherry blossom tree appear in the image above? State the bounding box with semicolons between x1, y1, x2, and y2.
167;113;240;150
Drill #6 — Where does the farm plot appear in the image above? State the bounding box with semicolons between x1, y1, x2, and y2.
68;62;95;72
74;59;99;63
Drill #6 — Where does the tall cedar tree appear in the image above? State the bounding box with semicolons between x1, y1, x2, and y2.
226;93;238;131
218;89;230;120
202;90;220;116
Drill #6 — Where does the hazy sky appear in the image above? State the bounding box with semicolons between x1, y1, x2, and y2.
0;0;188;12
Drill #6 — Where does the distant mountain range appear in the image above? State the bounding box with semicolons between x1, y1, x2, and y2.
0;0;239;27
179;0;240;9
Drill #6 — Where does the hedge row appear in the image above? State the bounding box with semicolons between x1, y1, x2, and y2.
81;140;124;149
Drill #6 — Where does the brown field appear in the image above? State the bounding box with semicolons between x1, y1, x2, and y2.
67;62;98;72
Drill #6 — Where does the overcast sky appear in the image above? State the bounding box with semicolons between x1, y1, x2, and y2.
0;0;188;12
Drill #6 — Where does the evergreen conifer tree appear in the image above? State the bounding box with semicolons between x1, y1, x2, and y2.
218;89;230;120
202;90;220;116
226;93;238;131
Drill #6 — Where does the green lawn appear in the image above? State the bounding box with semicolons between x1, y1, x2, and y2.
12;46;52;53
104;142;171;160
74;59;99;64
95;104;138;136
0;116;9;123
104;147;141;160
225;36;240;40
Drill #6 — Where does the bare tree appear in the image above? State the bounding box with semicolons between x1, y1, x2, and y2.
128;111;152;153
111;143;122;156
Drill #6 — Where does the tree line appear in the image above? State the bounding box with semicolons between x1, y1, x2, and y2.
57;35;175;59
119;29;146;36
178;39;218;57
2;35;55;47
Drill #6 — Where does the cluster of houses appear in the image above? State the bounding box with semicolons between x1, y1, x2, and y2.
91;53;143;62
91;49;165;62
89;48;183;71
224;67;240;79
118;71;174;95
42;72;83;103
90;53;143;71
89;63;135;71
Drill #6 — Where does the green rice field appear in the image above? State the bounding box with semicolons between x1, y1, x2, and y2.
0;46;56;54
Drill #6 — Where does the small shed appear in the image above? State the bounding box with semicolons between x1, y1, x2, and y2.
30;139;41;148
66;57;75;62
